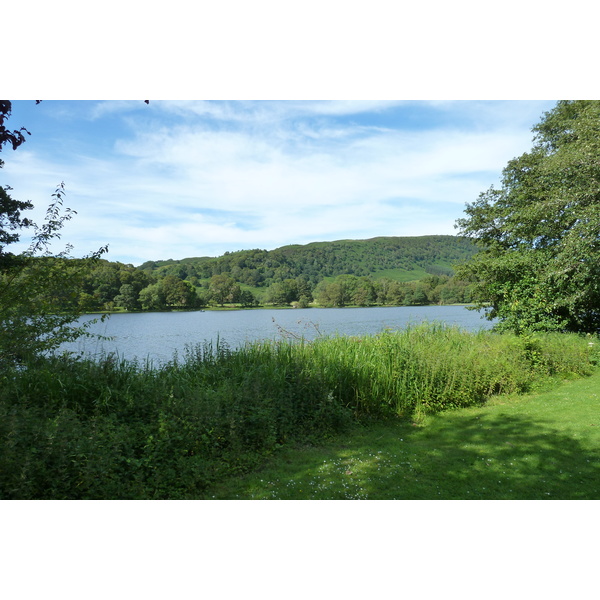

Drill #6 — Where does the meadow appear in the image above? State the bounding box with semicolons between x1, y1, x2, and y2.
1;323;597;499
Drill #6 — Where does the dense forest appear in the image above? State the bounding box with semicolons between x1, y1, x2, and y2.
77;235;476;311
139;235;476;285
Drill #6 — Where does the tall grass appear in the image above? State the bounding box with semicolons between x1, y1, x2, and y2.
281;324;597;417
0;323;597;498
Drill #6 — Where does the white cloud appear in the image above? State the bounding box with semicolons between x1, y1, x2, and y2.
110;117;530;214
156;100;407;124
3;100;556;264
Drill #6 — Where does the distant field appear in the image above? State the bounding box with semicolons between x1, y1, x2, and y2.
370;268;427;282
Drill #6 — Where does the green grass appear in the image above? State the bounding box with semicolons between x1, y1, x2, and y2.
205;371;600;499
369;268;428;282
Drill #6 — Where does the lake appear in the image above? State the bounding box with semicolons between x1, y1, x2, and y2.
61;305;495;365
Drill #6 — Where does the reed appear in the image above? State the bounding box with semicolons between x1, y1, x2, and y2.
234;323;596;417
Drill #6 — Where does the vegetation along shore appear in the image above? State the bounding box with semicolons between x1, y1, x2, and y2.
1;324;597;499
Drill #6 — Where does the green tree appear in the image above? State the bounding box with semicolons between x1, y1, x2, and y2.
114;283;140;311
313;276;354;307
0;102;107;363
239;289;258;307
86;263;122;308
266;279;301;305
456;100;600;333
1;102;34;271
0;185;106;363
352;277;376;306
208;273;237;306
139;282;166;310
406;282;428;306
374;278;394;305
161;275;199;308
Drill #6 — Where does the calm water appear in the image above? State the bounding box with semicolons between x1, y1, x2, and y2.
61;305;495;365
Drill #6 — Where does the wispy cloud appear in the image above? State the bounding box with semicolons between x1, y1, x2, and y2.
157;100;407;123
3;100;556;264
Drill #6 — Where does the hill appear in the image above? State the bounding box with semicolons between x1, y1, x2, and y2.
75;236;478;310
138;235;477;287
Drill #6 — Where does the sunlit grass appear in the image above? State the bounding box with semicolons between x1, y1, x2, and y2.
206;371;600;499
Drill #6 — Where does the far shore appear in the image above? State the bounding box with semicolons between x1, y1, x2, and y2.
86;303;476;316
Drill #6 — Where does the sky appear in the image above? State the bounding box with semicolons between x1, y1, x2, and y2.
3;99;557;266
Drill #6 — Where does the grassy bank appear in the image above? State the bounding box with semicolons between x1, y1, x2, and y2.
207;369;600;499
0;323;597;499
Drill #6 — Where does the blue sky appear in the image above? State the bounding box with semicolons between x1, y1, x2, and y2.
3;100;557;265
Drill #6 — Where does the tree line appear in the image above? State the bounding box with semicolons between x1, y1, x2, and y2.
79;260;200;311
74;259;473;311
310;274;472;308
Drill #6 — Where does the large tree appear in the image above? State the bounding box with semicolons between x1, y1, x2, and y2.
455;100;600;334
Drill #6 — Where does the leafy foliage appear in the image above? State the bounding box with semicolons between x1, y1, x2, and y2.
0;100;30;155
456;100;600;334
0;102;107;364
0;184;107;363
74;236;476;311
311;273;472;307
0;102;34;270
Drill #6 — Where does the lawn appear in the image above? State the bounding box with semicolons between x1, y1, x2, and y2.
205;370;600;499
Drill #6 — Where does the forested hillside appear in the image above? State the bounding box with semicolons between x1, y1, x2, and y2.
74;235;477;311
139;235;476;286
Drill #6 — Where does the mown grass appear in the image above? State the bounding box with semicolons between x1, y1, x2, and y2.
0;323;597;499
206;372;600;499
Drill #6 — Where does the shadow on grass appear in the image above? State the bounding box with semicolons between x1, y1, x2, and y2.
378;411;600;499
209;410;600;499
